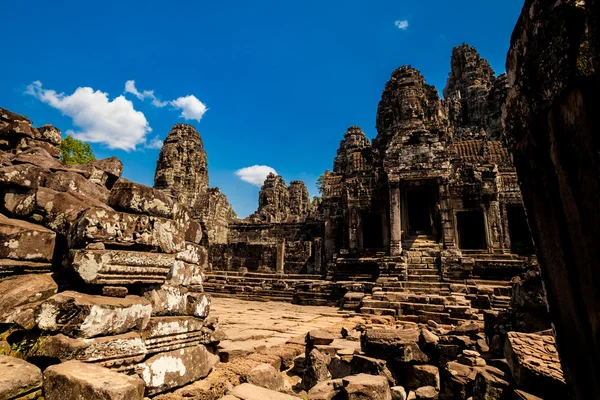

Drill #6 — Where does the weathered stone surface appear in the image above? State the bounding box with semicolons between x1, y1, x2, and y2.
109;179;175;218
154;124;208;206
0;213;56;262
350;355;395;386
0;164;48;189
44;170;110;202
307;329;336;346
44;360;145;400
343;374;392;400
142;316;220;355
414;386;438;400
361;329;428;363
248;173;310;223
407;365;440;391
391;386;407;400
74;156;123;188
231;383;299;400
504;332;565;398
502;1;600;397
473;366;510;400
4;187;111;234
70;208;185;253
137;344;219;395
168;259;203;287
36;124;62;146
193;188;230;245
36;291;152;338
68;249;175;285
142;285;210;317
443;361;477;400
246;363;285;391
308;379;344;400
0;355;42;400
304;348;332;390
31;332;147;368
0;273;57;329
0;259;51;277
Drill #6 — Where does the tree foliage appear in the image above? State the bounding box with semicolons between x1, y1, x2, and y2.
316;174;325;194
230;208;238;218
59;135;96;165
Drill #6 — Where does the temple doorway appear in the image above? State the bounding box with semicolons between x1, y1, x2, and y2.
361;211;384;250
456;210;487;249
402;180;440;238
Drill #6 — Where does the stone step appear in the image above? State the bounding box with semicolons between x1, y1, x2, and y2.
407;275;440;282
407;268;439;275
359;307;396;316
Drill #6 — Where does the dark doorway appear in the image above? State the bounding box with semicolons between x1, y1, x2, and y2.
457;210;487;249
407;190;433;235
361;211;384;249
507;205;535;254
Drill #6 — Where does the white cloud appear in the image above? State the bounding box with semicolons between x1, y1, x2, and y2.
26;81;152;151
124;80;168;107
145;136;163;149
170;95;208;122
395;20;409;30
235;165;277;186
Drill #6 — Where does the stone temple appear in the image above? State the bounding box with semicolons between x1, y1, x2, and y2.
2;3;594;396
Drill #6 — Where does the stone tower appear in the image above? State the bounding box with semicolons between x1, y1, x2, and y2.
154;124;209;206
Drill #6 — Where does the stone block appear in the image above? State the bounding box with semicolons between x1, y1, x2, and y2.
176;242;208;265
0;355;42;399
304;348;332;390
414;386;438;400
307;329;335;346
0;273;57;329
342;374;392;400
246;363;285;391
137;344;219;395
0;213;56;262
36;291;152;338
44;170;109;202
350;355;395;385
504;332;566;398
70;208;185;253
473;366;510;400
31;332;147;369
308;379;344;400
68;249;175;285
44;360;145;400
0;259;51;277
391;386;407;400
0;164;48;189
108;179;175;218
231;383;299;400
407;365;440;390
142;316;219;354
361;328;428;363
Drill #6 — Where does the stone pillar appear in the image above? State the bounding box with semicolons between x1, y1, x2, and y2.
313;238;322;274
276;239;285;274
389;185;402;256
324;217;335;261
349;208;359;252
438;181;456;249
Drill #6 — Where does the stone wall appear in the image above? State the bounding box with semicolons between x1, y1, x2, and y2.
503;0;600;397
0;108;221;398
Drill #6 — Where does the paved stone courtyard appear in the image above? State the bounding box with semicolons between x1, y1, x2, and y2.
211;297;357;356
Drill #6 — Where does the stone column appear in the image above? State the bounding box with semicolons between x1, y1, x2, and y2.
389;185;402;256
276;239;285;274
324;217;335;261
313;238;322;274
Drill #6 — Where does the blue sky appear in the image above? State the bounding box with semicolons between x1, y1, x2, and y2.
1;0;525;217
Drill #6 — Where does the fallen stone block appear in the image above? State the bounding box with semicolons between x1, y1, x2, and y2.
68;249;175;285
0;355;42;399
137;344;219;395
142;285;210;317
44;360;145;400
414;386;438;400
0;273;57;329
0;259;51;278
0;163;48;189
31;332;147;369
473;365;510;400
442;361;477;400
108;179;175;218
304;348;332;390
504;331;566;398
0;213;56;262
246;363;285;391
142;316;220;354
361;328;428;363
168;259;203;287
351;355;396;386
74;157;123;188
36;291;152;338
391;386;407;400
407;365;440;391
307;329;336;346
44;170;109;202
231;383;299;400
70;208;185;253
308;379;344;400
343;373;392;400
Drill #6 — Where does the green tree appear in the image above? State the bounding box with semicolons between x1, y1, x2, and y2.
316;174;325;194
59;135;96;165
230;209;238;218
